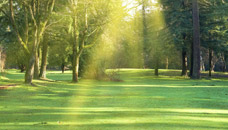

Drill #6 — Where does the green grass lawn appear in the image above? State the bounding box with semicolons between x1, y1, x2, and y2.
0;69;228;130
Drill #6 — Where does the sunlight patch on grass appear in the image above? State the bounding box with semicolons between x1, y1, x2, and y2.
6;106;228;114
99;84;226;88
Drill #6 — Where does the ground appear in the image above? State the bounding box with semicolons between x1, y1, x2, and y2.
0;69;228;130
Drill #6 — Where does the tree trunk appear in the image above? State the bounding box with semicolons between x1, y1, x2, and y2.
189;41;193;77
191;0;201;79
225;54;228;72
25;30;38;84
166;57;169;69
19;64;25;72
200;55;205;71
181;49;188;76
39;41;48;78
72;56;79;82
25;52;36;84
142;2;148;68
155;68;159;76
155;56;159;76
34;47;40;79
222;54;226;72
72;13;80;82
61;63;65;73
209;48;213;77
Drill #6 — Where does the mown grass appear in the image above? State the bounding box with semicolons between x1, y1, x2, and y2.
0;69;228;130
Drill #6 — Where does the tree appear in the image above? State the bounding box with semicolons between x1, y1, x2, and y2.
0;0;8;72
191;0;201;79
47;31;71;74
161;0;193;76
66;0;113;82
39;35;49;78
141;0;150;68
9;0;55;84
200;0;228;77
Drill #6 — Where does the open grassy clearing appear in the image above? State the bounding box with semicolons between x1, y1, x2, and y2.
0;69;228;130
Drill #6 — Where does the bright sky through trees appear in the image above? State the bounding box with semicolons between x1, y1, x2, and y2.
123;0;158;16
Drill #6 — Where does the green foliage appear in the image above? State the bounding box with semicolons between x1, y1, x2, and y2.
47;36;71;69
5;42;27;69
161;0;193;50
200;0;228;52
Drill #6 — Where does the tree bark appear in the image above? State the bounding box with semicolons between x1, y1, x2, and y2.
34;48;40;79
19;64;26;72
209;48;213;77
39;41;48;78
166;57;169;69
200;55;205;71
225;54;228;72
61;63;65;73
189;41;193;77
72;55;80;82
142;1;149;68
191;0;201;79
222;54;226;72
181;49;188;76
25;49;36;84
24;28;38;84
155;56;159;76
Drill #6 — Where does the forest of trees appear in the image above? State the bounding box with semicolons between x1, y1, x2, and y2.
1;0;228;84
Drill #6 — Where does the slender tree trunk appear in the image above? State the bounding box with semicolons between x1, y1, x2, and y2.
155;56;159;76
209;48;213;77
72;55;79;82
181;49;188;76
72;12;80;82
189;41;193;77
34;48;40;79
142;2;148;68
222;54;226;72
20;67;25;73
166;57;169;69
61;63;65;73
223;64;226;72
224;54;228;72
200;55;205;71
39;41;48;78
191;0;201;79
155;68;159;76
19;64;25;72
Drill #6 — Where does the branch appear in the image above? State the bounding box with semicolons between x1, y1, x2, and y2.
87;28;98;37
0;8;10;19
9;0;29;54
84;42;96;49
39;0;55;38
24;6;29;44
77;6;88;56
45;0;55;19
84;30;100;49
28;5;37;27
45;18;63;30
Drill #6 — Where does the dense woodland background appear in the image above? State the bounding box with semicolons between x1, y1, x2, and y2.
1;0;228;83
